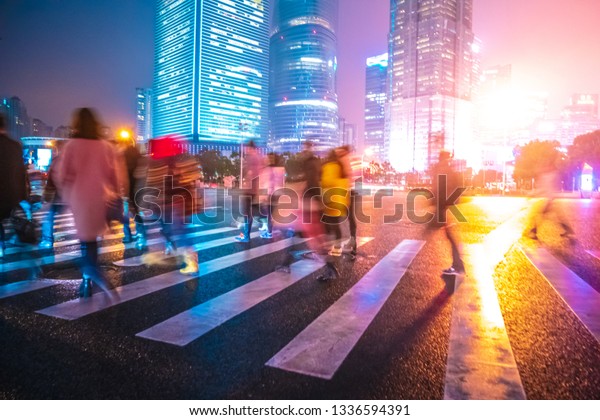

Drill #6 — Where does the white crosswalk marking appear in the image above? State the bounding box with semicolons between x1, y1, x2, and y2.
112;227;242;267
36;237;308;320
137;259;324;346
0;279;58;300
266;239;425;379
0;226;237;273
444;210;526;400
524;247;600;343
136;237;376;346
4;223;138;256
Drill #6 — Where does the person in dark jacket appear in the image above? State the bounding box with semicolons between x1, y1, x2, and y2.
428;150;465;275
118;139;147;248
0;113;29;258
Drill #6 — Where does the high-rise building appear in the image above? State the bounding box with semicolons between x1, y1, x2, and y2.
0;96;31;140
532;94;600;146
563;94;599;121
364;53;388;161
153;0;270;151
136;88;153;144
386;0;479;172
32;118;53;137
269;0;339;154
338;117;357;151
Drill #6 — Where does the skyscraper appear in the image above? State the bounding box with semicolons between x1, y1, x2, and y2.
0;96;31;140
364;53;388;161
136;88;153;144
386;0;479;172
269;0;339;154
153;0;270;149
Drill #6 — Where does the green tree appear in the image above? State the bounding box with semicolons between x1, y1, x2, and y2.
568;130;600;172
513;140;562;185
197;150;221;183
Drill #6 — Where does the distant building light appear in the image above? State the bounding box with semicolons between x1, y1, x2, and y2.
366;53;389;67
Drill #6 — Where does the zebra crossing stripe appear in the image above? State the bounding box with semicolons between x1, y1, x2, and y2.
0;280;57;300
31;207;221;220
266;239;425;380
36;237;307;320
0;250;82;273
524;247;600;343
136;237;376;346
33;213;72;221
444;209;527;400
586;249;600;262
0;226;237;273
113;230;260;267
4;224;137;256
137;259;324;346
3;221;198;256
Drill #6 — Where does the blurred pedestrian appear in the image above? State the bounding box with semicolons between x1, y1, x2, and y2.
55;108;124;298
116;137;148;249
526;161;574;241
321;148;351;257
258;152;285;239
428;150;465;276
334;145;361;257
234;140;264;243
145;136;203;274
0;113;29;258
39;141;68;249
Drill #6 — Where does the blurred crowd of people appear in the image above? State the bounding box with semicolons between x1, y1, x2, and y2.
6;105;562;299
0;108;204;297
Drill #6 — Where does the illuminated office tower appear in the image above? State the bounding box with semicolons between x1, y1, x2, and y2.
386;0;479;172
364;53;388;161
136;88;153;144
0;96;31;140
269;0;339;154
153;0;270;150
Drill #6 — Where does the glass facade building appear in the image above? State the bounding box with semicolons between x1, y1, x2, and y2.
269;0;339;154
364;53;388;161
153;0;270;146
1;96;31;141
136;88;153;144
386;0;478;172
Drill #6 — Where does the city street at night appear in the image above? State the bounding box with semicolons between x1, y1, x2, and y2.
1;190;599;400
2;0;600;414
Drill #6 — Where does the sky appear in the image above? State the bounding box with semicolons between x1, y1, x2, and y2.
1;0;600;137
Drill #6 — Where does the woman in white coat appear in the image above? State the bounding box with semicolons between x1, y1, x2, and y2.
56;108;125;298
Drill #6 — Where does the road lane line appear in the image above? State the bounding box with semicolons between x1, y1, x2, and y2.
112;227;243;267
0;280;58;300
0;226;237;273
444;211;527;400
137;237;375;346
266;239;424;380
523;247;600;343
36;237;307;320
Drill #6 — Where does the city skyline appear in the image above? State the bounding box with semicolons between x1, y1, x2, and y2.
1;0;599;140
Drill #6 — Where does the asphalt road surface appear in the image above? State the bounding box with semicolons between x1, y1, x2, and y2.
1;190;599;400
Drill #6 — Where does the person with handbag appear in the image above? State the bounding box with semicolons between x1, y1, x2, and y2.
0;113;29;258
55;108;125;298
